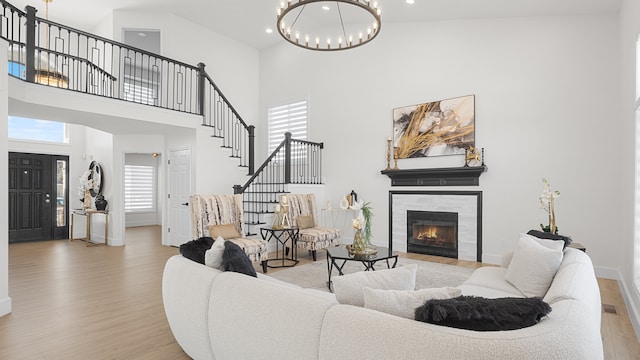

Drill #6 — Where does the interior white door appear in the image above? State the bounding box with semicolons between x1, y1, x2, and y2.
168;148;191;247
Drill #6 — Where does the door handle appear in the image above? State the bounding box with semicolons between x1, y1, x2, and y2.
181;202;189;206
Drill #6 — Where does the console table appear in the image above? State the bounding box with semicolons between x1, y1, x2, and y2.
70;209;109;246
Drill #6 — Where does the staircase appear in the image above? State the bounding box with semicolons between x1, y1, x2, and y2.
234;132;324;235
0;0;324;232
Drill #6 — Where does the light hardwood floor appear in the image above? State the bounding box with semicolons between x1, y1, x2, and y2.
0;225;638;359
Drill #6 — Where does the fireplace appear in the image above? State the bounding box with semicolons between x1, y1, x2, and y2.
407;210;458;259
390;191;482;262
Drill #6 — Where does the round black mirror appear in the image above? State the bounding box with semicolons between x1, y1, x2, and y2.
88;161;103;197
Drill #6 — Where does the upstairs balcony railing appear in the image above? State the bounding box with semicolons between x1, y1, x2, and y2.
0;0;254;173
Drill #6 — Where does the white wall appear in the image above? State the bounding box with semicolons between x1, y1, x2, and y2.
0;38;10;317
80;127;114;244
260;15;621;268
619;0;640;339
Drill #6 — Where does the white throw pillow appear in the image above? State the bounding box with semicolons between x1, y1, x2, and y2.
505;233;563;298
205;236;226;269
501;234;564;268
363;287;461;319
332;264;417;307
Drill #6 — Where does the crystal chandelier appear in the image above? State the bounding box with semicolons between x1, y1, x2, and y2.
276;0;382;51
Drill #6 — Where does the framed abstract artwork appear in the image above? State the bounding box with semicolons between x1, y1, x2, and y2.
393;95;475;158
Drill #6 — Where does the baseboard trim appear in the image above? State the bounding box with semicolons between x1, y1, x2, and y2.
481;253;502;266
0;296;12;317
594;266;640;342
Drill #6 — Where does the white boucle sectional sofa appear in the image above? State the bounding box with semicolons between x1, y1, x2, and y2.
162;247;603;360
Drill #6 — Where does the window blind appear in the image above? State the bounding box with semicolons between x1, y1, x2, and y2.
267;100;308;154
124;164;156;212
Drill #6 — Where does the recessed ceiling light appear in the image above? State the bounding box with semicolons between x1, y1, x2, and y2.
266;28;273;34
406;0;415;4
322;5;330;10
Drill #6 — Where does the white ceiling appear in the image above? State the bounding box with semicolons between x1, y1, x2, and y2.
8;0;621;50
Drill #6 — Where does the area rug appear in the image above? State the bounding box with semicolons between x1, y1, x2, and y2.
268;257;475;292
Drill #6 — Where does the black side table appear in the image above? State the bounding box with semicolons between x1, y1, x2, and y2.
326;246;398;292
260;226;300;271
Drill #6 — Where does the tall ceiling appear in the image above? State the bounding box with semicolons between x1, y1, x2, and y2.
8;0;621;50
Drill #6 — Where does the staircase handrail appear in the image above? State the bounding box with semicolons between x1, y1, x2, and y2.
34;13;200;72
199;67;251;130
234;138;286;194
233;132;324;194
9;40;117;81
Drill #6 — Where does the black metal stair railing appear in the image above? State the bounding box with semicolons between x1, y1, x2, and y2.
234;132;323;234
0;0;255;173
198;63;255;174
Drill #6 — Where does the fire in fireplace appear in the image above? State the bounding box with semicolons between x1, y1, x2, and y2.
407;210;458;259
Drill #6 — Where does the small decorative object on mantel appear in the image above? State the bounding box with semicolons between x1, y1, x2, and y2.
464;146;483;167
539;178;560;234
385;137;392;170
393;146;400;170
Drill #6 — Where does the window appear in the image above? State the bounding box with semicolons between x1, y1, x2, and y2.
8;116;68;143
123;78;158;106
124;156;157;213
267;99;308;154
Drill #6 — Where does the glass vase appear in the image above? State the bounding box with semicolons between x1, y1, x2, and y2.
352;229;367;255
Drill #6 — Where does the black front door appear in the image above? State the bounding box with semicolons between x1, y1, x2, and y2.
8;152;69;243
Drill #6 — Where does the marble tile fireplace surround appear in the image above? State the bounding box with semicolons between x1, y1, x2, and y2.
389;191;482;262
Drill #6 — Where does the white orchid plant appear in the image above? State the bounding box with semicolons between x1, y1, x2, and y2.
76;170;94;201
539;178;560;233
350;200;373;241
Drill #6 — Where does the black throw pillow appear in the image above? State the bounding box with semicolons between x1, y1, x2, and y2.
527;229;572;249
415;295;552;331
179;237;215;264
221;241;257;277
